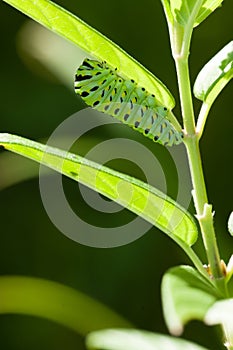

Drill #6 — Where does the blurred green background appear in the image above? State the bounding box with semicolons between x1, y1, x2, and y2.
0;0;232;349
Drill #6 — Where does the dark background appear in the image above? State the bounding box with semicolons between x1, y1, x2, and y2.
0;1;232;349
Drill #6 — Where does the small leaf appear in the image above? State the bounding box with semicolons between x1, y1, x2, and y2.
169;0;202;27
168;0;224;27
3;0;175;109
194;41;233;108
228;212;233;236
195;0;224;26
161;265;219;335
0;133;198;246
86;329;210;350
0;276;132;335
205;299;233;349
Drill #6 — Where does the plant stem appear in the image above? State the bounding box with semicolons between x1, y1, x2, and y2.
174;55;224;281
174;57;196;135
169;14;225;282
196;102;211;138
171;234;216;286
184;137;223;279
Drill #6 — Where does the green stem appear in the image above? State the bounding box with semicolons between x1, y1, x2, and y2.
175;57;196;135
196;101;211;138
184;137;224;281
171;234;216;286
173;45;224;282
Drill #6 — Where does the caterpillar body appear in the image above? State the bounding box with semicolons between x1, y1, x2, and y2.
74;58;183;146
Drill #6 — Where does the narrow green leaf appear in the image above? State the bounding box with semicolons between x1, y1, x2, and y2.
195;0;224;26
228;212;233;236
168;0;224;27
0;133;198;246
0;136;101;190
205;299;233;348
194;41;233;108
3;0;175;110
0;276;132;335
86;329;210;350
161;265;219;335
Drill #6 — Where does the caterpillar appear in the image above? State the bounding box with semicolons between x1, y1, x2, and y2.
74;58;183;146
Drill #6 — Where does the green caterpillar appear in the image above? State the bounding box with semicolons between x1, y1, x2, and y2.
74;58;183;146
